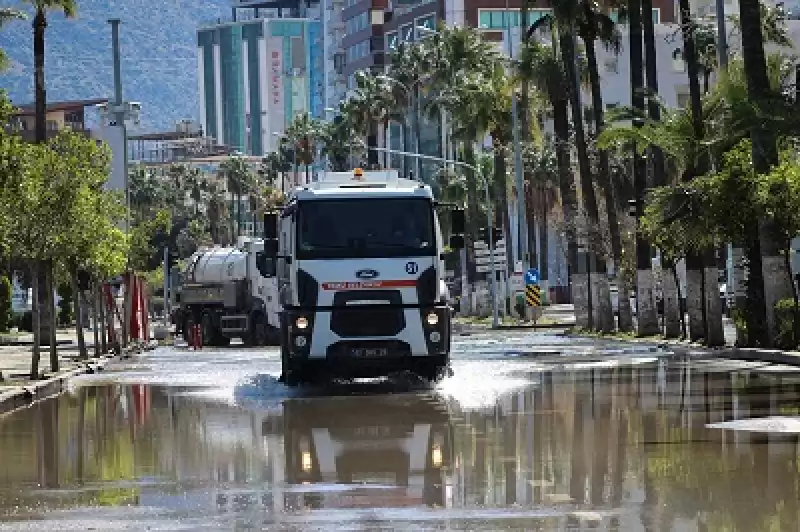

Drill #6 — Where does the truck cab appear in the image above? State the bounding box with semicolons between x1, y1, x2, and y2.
262;169;465;385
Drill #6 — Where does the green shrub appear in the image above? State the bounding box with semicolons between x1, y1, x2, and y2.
774;298;799;350
0;276;10;333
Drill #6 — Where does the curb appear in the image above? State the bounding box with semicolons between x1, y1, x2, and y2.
0;342;159;417
564;331;800;367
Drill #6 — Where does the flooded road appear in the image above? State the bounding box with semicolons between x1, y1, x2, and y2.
2;331;800;530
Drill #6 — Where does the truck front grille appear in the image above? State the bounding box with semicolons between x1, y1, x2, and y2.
330;290;405;337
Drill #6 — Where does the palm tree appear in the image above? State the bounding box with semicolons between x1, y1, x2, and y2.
424;26;505;285
677;0;725;345
576;1;631;332
284;112;322;183
23;0;77;143
344;72;394;169
0;8;26;72
319;104;364;172
627;0;662;336
218;156;255;239
738;0;791;347
518;40;580;313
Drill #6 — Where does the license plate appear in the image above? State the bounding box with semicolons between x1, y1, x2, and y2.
350;347;389;357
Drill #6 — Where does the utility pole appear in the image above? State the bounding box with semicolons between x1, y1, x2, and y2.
163;247;170;321
486;176;499;329
505;0;528;274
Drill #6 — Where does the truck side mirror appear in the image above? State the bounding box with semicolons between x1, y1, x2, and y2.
449;235;464;250
451;209;465;234
264;212;278;240
255;251;276;278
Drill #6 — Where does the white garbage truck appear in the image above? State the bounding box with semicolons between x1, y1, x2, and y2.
173;237;282;346
260;169;465;385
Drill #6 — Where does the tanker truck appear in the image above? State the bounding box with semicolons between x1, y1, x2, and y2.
173;237;281;347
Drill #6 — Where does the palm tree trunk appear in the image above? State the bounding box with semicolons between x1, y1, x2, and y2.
740;0;792;347
642;0;680;338
30;261;41;379
33;8;47;144
630;0;660;337
585;29;629;333
560;30;610;331
553;98;580;316
679;0;724;345
72;272;87;360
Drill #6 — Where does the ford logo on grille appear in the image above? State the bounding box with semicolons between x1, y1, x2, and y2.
356;269;379;279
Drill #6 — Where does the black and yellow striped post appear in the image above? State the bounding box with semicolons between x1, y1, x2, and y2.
525;284;542;307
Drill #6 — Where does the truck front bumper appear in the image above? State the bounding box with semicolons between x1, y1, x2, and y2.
281;305;451;379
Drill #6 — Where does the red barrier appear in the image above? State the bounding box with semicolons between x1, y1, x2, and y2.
191;323;202;350
141;279;149;342
130;273;140;341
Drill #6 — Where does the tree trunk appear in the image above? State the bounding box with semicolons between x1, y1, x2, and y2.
643;0;680;336
30;262;41;379
561;30;610;331
92;283;101;358
630;0;660;336
72;273;87;360
47;260;58;372
99;283;108;354
679;0;722;344
740;0;793;347
553;99;581;321
585;26;626;332
33;9;47;144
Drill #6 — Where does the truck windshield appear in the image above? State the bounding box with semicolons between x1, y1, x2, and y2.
297;198;435;259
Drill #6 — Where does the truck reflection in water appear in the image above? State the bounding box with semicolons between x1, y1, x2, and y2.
264;393;453;511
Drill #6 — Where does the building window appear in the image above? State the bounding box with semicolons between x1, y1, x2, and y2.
415;14;436;38
346;11;369;35
386;31;398;51
477;9;550;29
370;9;383;25
676;92;689;108
400;23;413;42
347;40;370;62
609;8;660;23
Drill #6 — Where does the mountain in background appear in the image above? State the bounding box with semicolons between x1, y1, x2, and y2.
0;0;231;133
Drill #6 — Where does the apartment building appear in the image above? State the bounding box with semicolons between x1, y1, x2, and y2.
7;98;108;143
197;15;325;156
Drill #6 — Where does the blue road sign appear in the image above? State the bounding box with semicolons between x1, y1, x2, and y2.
525;268;539;285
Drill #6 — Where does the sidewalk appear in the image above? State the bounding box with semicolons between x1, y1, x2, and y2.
0;327;156;416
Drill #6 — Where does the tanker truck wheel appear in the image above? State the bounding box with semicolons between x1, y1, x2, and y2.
250;312;269;347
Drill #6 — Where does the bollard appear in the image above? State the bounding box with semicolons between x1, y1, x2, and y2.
192;324;202;350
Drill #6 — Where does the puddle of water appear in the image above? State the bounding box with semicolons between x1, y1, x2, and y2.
3;338;800;530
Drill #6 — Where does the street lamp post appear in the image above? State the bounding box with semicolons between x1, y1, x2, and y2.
378;76;418;179
371;146;499;327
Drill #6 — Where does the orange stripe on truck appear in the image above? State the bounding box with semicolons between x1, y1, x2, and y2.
321;280;417;290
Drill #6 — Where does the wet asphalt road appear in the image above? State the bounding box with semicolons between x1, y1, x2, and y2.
3;330;800;531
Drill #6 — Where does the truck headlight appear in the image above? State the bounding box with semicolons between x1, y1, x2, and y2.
301;451;313;472
295;316;309;330
426;312;439;326
431;444;442;467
